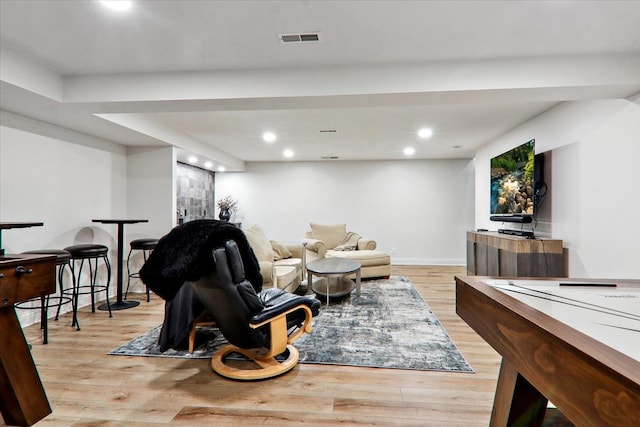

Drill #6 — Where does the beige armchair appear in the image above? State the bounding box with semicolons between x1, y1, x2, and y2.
304;223;391;279
243;224;304;293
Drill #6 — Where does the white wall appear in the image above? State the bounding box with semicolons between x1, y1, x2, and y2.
126;146;176;235
0;123;176;324
216;159;475;265
125;145;177;293
0;125;127;251
475;98;640;279
1;124;126;324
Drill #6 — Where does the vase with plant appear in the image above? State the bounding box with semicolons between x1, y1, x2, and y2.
216;196;238;222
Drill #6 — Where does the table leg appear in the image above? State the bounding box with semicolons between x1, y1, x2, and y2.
490;359;547;427
356;269;361;297
98;223;139;311
0;308;52;426
326;276;330;305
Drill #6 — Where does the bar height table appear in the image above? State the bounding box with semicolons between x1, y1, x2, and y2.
92;219;148;310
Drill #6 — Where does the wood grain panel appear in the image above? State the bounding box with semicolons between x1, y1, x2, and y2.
466;231;565;277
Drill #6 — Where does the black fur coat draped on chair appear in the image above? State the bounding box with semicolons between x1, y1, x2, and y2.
139;219;263;301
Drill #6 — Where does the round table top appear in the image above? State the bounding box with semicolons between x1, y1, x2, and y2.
306;257;361;275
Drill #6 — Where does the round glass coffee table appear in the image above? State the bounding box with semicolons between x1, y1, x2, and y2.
306;258;362;304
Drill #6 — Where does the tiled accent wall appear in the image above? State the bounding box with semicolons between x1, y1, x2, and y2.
176;162;215;223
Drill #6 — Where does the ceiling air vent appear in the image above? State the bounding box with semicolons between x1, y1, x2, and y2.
279;32;321;43
321;156;339;160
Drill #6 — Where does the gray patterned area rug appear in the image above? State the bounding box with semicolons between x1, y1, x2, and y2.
109;276;474;373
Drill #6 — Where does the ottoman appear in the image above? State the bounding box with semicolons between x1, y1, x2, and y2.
325;249;391;279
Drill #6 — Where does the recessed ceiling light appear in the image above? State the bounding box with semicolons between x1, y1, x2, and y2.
204;161;213;168
403;147;416;156
283;149;294;158
99;0;132;11
262;132;277;143
217;166;226;172
418;128;433;139
188;156;198;163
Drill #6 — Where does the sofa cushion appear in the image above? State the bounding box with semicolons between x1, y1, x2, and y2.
258;260;273;284
310;223;346;249
244;224;274;262
274;265;299;291
274;257;302;269
270;240;292;260
275;257;302;280
326;249;391;268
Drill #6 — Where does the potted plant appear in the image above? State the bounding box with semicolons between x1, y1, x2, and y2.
216;196;238;222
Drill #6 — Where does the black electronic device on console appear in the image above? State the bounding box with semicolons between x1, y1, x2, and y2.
497;229;534;238
490;215;533;223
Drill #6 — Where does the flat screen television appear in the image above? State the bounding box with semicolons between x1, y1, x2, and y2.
490;139;537;216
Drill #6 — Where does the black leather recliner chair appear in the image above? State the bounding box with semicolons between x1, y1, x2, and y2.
189;239;320;380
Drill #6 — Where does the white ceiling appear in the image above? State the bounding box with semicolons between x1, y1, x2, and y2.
1;0;639;171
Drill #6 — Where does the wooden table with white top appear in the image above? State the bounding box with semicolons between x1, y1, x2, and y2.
455;275;640;427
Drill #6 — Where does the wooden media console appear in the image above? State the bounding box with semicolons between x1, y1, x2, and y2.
466;231;565;277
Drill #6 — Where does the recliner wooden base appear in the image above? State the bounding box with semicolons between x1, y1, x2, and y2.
211;344;300;380
209;303;312;380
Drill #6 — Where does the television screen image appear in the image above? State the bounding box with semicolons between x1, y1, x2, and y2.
490;139;535;215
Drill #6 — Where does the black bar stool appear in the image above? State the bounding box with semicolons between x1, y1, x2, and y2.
15;249;75;344
63;244;112;329
125;238;158;302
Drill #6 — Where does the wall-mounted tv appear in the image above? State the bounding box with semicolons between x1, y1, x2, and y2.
490;139;537;216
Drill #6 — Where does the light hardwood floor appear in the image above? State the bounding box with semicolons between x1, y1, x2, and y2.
7;265;501;426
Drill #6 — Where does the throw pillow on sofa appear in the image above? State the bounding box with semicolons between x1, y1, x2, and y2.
310;223;346;249
271;240;292;260
244;224;274;262
333;232;361;251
